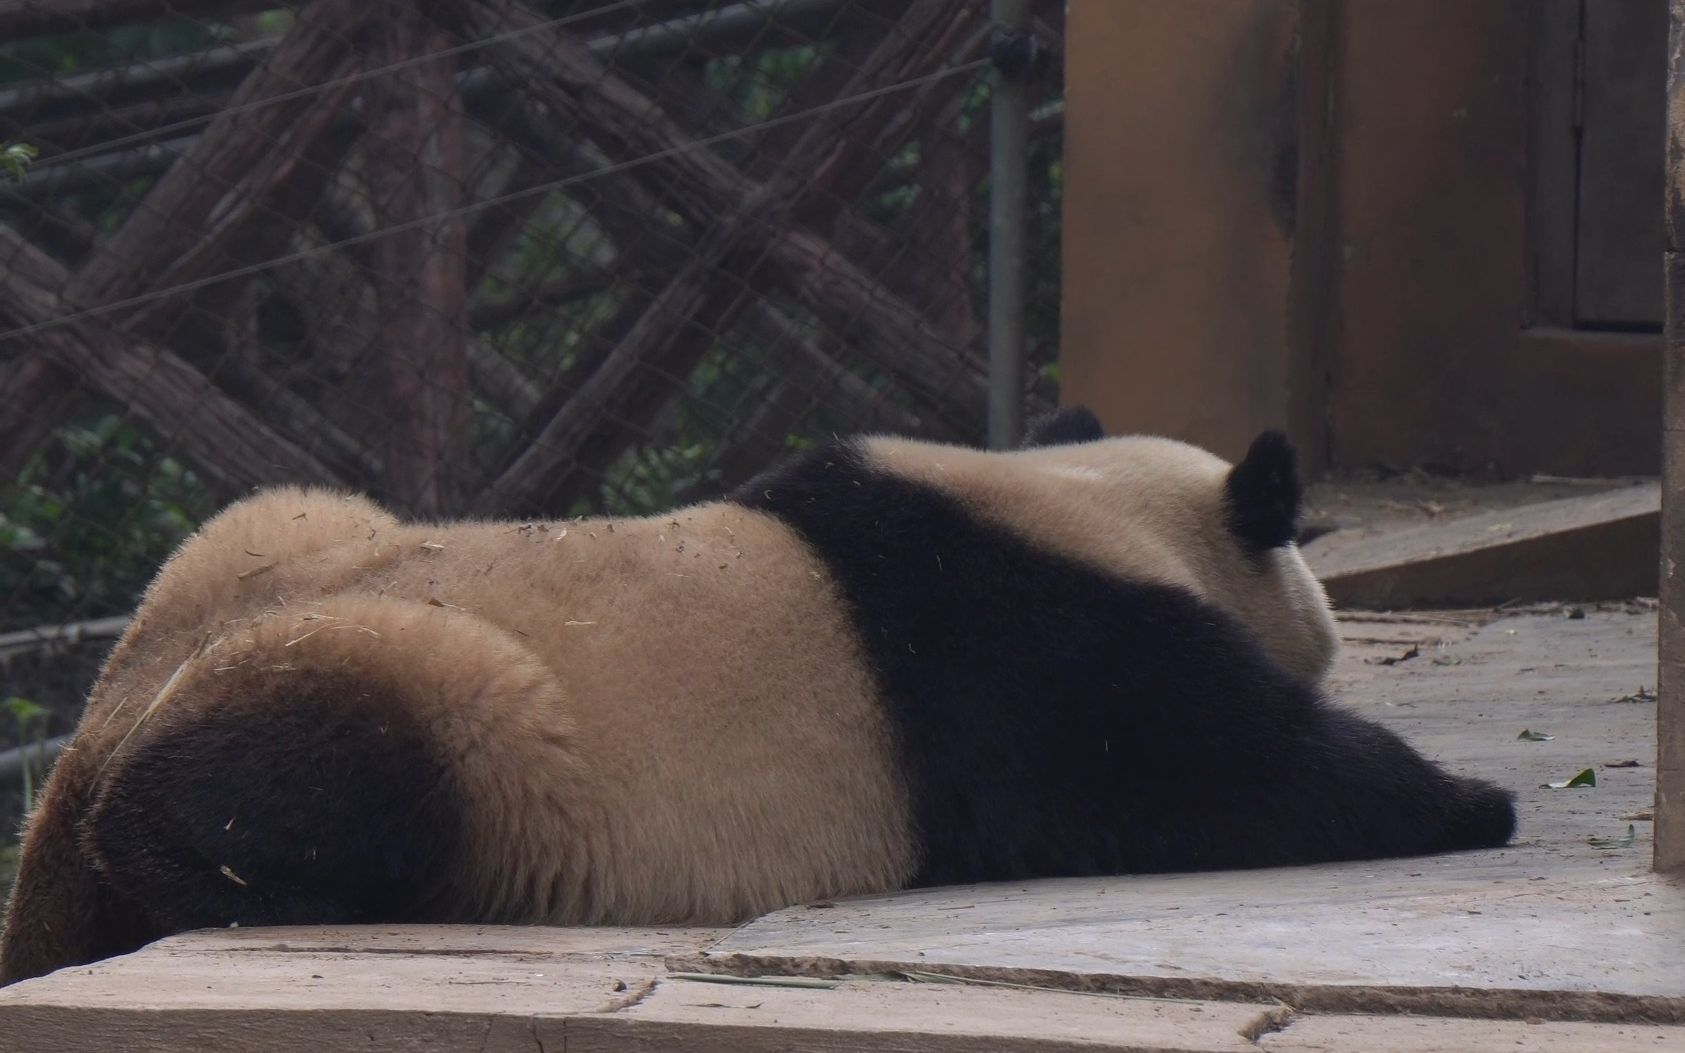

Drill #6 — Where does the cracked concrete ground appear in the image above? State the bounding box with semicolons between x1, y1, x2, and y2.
692;606;1679;1008
0;608;1680;1051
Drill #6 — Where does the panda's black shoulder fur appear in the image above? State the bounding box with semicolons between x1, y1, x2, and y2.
1022;406;1107;447
732;440;1514;885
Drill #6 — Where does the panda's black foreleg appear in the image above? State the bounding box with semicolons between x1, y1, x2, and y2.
1247;702;1515;863
912;680;1517;883
1126;700;1518;872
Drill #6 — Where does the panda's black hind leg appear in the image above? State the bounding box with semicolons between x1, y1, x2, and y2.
81;673;465;937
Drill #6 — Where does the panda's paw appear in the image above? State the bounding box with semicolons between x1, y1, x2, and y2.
1442;775;1518;851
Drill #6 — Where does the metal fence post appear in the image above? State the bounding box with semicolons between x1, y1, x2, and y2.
986;0;1032;450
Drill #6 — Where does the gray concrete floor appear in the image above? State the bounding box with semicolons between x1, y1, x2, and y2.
2;608;1679;1049
699;607;1684;1019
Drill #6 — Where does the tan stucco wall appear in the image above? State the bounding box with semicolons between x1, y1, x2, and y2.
1061;0;1660;477
1059;0;1303;464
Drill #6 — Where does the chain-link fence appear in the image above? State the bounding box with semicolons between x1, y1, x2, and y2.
0;0;1066;815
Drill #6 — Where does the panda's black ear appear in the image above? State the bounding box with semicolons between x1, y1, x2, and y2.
1021;406;1106;448
1225;430;1302;551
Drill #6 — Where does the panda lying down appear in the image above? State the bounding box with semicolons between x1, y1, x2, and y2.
0;408;1515;984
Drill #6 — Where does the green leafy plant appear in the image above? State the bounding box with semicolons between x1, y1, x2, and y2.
3;695;51;812
601;442;713;515
0;142;35;182
1;414;215;631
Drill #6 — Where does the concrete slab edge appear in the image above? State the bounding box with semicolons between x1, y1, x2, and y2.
674;952;1685;1026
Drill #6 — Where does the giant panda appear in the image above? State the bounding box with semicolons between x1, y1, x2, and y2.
0;409;1515;985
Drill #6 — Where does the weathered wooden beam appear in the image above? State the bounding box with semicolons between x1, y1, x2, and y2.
671;301;944;504
0;40;260;144
1658;0;1685;873
0;0;854;148
0;0;275;40
286;177;545;429
461;91;904;446
469;270;625;332
767;228;984;425
0;0;370;490
364;0;471;515
456;118;954;482
473;245;736;514
0;135;195;196
64;0;372;331
452;0;755;222
209;352;385;483
11;93;222;161
466;0;986;513
893;125;984;355
0;353;76;482
0;226;347;493
741;301;936;441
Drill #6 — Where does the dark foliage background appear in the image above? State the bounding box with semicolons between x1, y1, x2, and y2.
0;0;1067;842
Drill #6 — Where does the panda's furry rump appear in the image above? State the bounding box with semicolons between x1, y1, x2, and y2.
0;420;1516;985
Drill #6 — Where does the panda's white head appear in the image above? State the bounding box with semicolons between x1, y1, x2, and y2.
865;408;1340;685
1024;407;1339;685
1198;428;1339;685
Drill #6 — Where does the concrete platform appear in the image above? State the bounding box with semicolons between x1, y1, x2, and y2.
1302;479;1660;608
4;926;1681;1052
1;608;1680;1050
691;607;1683;1018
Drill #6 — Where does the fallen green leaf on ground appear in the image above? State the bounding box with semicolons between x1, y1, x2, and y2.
1588;825;1636;850
1541;767;1596;789
1516;728;1554;741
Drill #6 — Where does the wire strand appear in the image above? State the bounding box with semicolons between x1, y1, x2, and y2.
0;57;990;345
31;0;653;172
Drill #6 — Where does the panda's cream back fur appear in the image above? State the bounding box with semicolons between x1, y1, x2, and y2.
862;436;1338;684
1;418;1515;985
42;489;917;926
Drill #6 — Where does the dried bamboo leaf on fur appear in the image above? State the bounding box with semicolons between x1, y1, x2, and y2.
98;632;215;776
